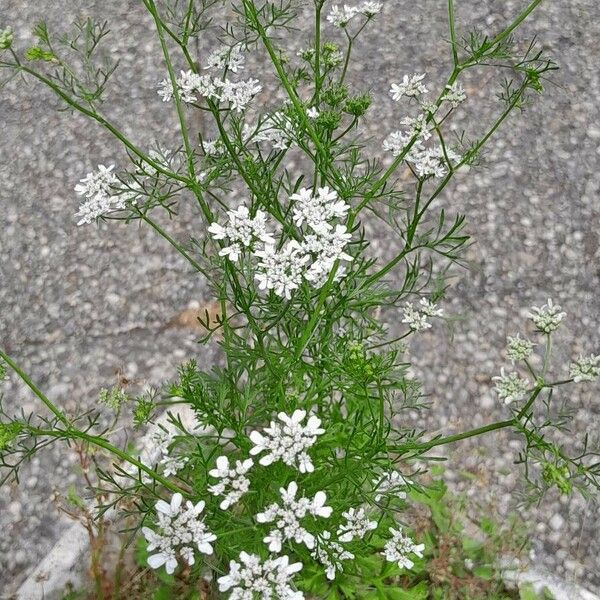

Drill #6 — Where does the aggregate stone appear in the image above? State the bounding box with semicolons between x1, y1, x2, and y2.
1;0;599;596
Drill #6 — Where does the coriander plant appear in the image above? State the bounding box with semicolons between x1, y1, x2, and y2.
1;0;599;597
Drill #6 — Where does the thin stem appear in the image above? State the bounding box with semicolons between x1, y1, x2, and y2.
0;351;71;428
12;65;188;184
448;0;459;66
137;210;208;276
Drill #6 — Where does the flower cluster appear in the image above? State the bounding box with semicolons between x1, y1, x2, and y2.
158;69;262;112
152;428;189;477
384;72;466;177
383;115;461;178
401;298;444;332
142;493;216;574
336;507;378;542
390;74;428;100
208;455;253;510
529;299;566;334
326;2;382;27
74;164;125;226
256;482;333;552
442;82;467;108
249;409;324;473
290;186;349;234
373;470;412;502
311;531;354;580
569;354;600;383
208;205;274;261
205;45;245;73
506;334;535;362
382;527;425;570
209;186;353;298
493;368;529;405
217;552;304;600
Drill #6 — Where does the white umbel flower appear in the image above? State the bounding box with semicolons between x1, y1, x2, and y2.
311;531;354;580
208;455;253;510
302;225;353;287
205;45;245;73
442;82;467;107
569;355;600;383
360;1;383;17
290;186;349;235
249;409;325;473
256;482;332;552
506;334;535;362
208;205;275;262
336;507;378;542
213;77;262;112
373;470;412;502
492;368;529;405
389;74;428;100
382;527;424;570
255;241;310;299
142;493;216;574
402;299;443;332
529;299;566;334
327;4;359;27
217;552;304;599
74;164;126;226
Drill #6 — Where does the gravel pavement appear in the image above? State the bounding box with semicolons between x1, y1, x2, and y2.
1;0;599;596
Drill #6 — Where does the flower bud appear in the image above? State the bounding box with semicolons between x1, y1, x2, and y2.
0;27;13;50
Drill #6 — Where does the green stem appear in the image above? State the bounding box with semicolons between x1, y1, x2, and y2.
13;65;187;184
0;351;71;428
448;0;459;66
137;211;208;276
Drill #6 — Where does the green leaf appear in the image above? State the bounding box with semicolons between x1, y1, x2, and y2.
519;583;548;600
24;46;55;61
473;564;494;580
384;581;428;600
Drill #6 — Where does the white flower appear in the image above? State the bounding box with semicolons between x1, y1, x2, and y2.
492;368;529;405
208;205;275;262
506;334;535;362
291;186;349;235
382;527;424;570
74;164;126;226
256;482;332;552
202;138;224;156
327;4;359;27
142;493;216;574
302;225;353;286
161;455;189;477
255;241;310;299
402;299;443;332
529;299;567;334
373;470;412;502
310;531;354;580
249;409;324;473
360;1;383;17
442;82;467;108
208;455;253;510
569;355;600;383
205;45;245;73
306;107;320;119
176;70;215;103
213;77;262;112
336;507;378;542
218;552;304;599
389;74;428;100
157;78;174;102
251;112;295;150
383;130;412;156
418;298;443;317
